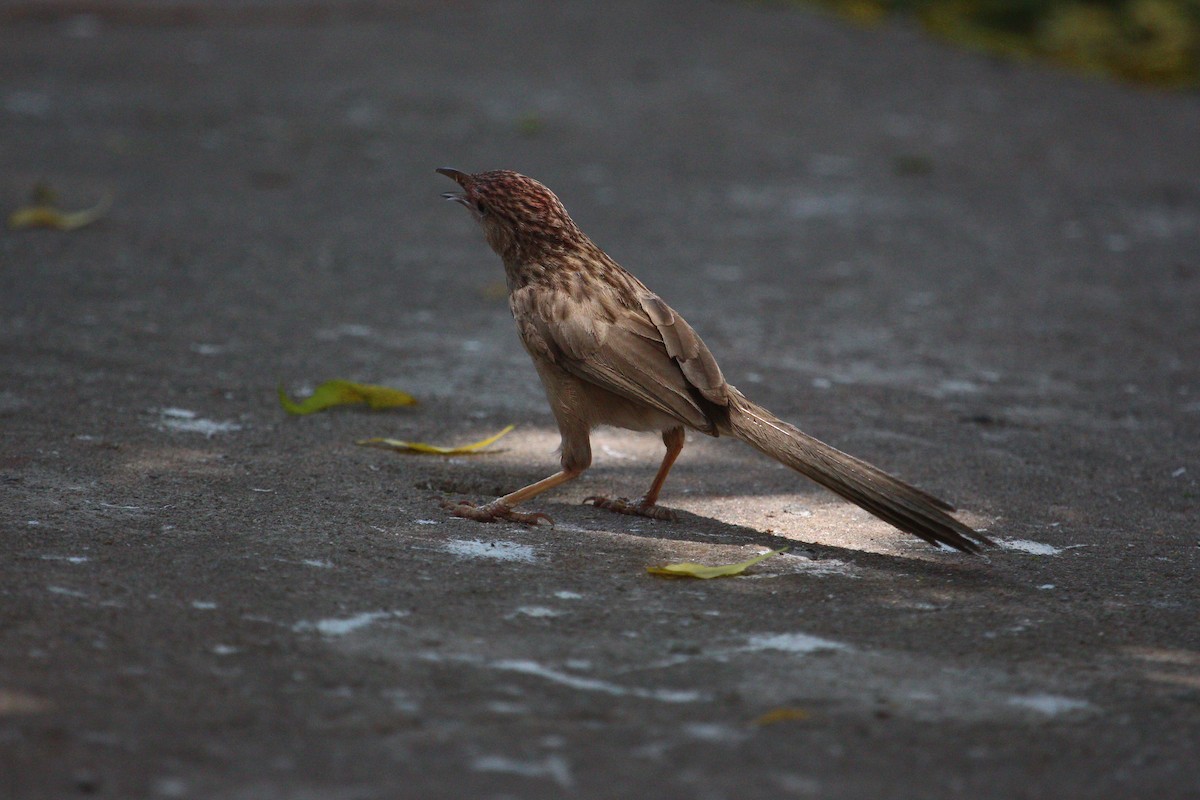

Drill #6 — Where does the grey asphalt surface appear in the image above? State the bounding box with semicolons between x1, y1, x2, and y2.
3;1;1200;798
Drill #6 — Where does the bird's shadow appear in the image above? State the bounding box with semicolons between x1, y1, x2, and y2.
417;457;997;583
564;502;994;581
428;485;994;585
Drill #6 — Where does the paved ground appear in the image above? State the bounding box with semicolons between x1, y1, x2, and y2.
3;1;1200;797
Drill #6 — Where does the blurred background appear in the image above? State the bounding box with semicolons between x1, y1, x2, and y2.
804;0;1199;88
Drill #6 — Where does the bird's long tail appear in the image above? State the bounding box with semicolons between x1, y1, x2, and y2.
723;391;993;553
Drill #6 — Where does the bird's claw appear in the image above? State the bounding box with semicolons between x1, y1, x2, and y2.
442;499;553;526
583;495;678;521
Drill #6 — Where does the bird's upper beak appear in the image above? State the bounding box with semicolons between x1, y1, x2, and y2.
436;167;469;186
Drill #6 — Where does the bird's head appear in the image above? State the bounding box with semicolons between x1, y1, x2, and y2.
436;168;581;261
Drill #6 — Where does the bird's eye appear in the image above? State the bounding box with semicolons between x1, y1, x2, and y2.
474;200;489;216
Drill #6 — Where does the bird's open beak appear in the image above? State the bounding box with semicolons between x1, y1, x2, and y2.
437;166;469;200
436;167;478;216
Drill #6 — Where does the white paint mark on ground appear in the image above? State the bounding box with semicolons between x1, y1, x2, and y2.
774;773;823;794
40;555;90;564
471;754;573;789
382;689;421;714
47;586;88;598
1006;694;1093;715
4;90;52;117
301;559;334;569
0;390;29;414
900;601;942;611
152;777;189;798
442;539;537;563
491;660;702;703
512;606;561;618
191;601;218;610
414;519;440;525
315;323;373;340
788;192;858;219
293;610;408;636
211;644;239;656
998;539;1064;555
682;723;748;744
936;378;982;395
157;407;242;437
744;632;849;655
553;590;583;600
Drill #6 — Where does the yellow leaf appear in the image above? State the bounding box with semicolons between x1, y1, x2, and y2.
278;380;418;415
647;547;788;579
8;192;112;231
356;424;515;455
753;707;810;726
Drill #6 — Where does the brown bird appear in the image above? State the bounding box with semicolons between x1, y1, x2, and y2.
436;168;994;553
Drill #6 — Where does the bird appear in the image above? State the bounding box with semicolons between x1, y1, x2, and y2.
435;167;994;553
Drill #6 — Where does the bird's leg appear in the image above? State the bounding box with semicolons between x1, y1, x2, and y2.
444;468;583;525
445;423;591;526
586;427;684;521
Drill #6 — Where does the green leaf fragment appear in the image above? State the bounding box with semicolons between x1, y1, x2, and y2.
356;424;515;455
9;191;112;231
278;380;418;415
647;547;789;579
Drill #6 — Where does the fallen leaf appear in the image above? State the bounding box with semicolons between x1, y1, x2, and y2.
647;547;788;579
8;187;112;231
356;424;515;455
752;707;810;726
278;380;417;415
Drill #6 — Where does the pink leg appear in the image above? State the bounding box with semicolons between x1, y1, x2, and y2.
586;428;685;521
443;467;583;525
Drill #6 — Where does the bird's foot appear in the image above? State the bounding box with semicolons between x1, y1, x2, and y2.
583;495;678;521
442;499;553;526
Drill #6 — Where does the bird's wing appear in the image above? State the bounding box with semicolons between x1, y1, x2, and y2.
512;285;726;434
637;294;727;407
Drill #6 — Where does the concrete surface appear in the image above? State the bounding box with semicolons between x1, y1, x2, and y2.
3;1;1199;798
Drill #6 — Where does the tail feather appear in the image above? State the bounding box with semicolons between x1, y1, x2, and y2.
724;392;993;553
